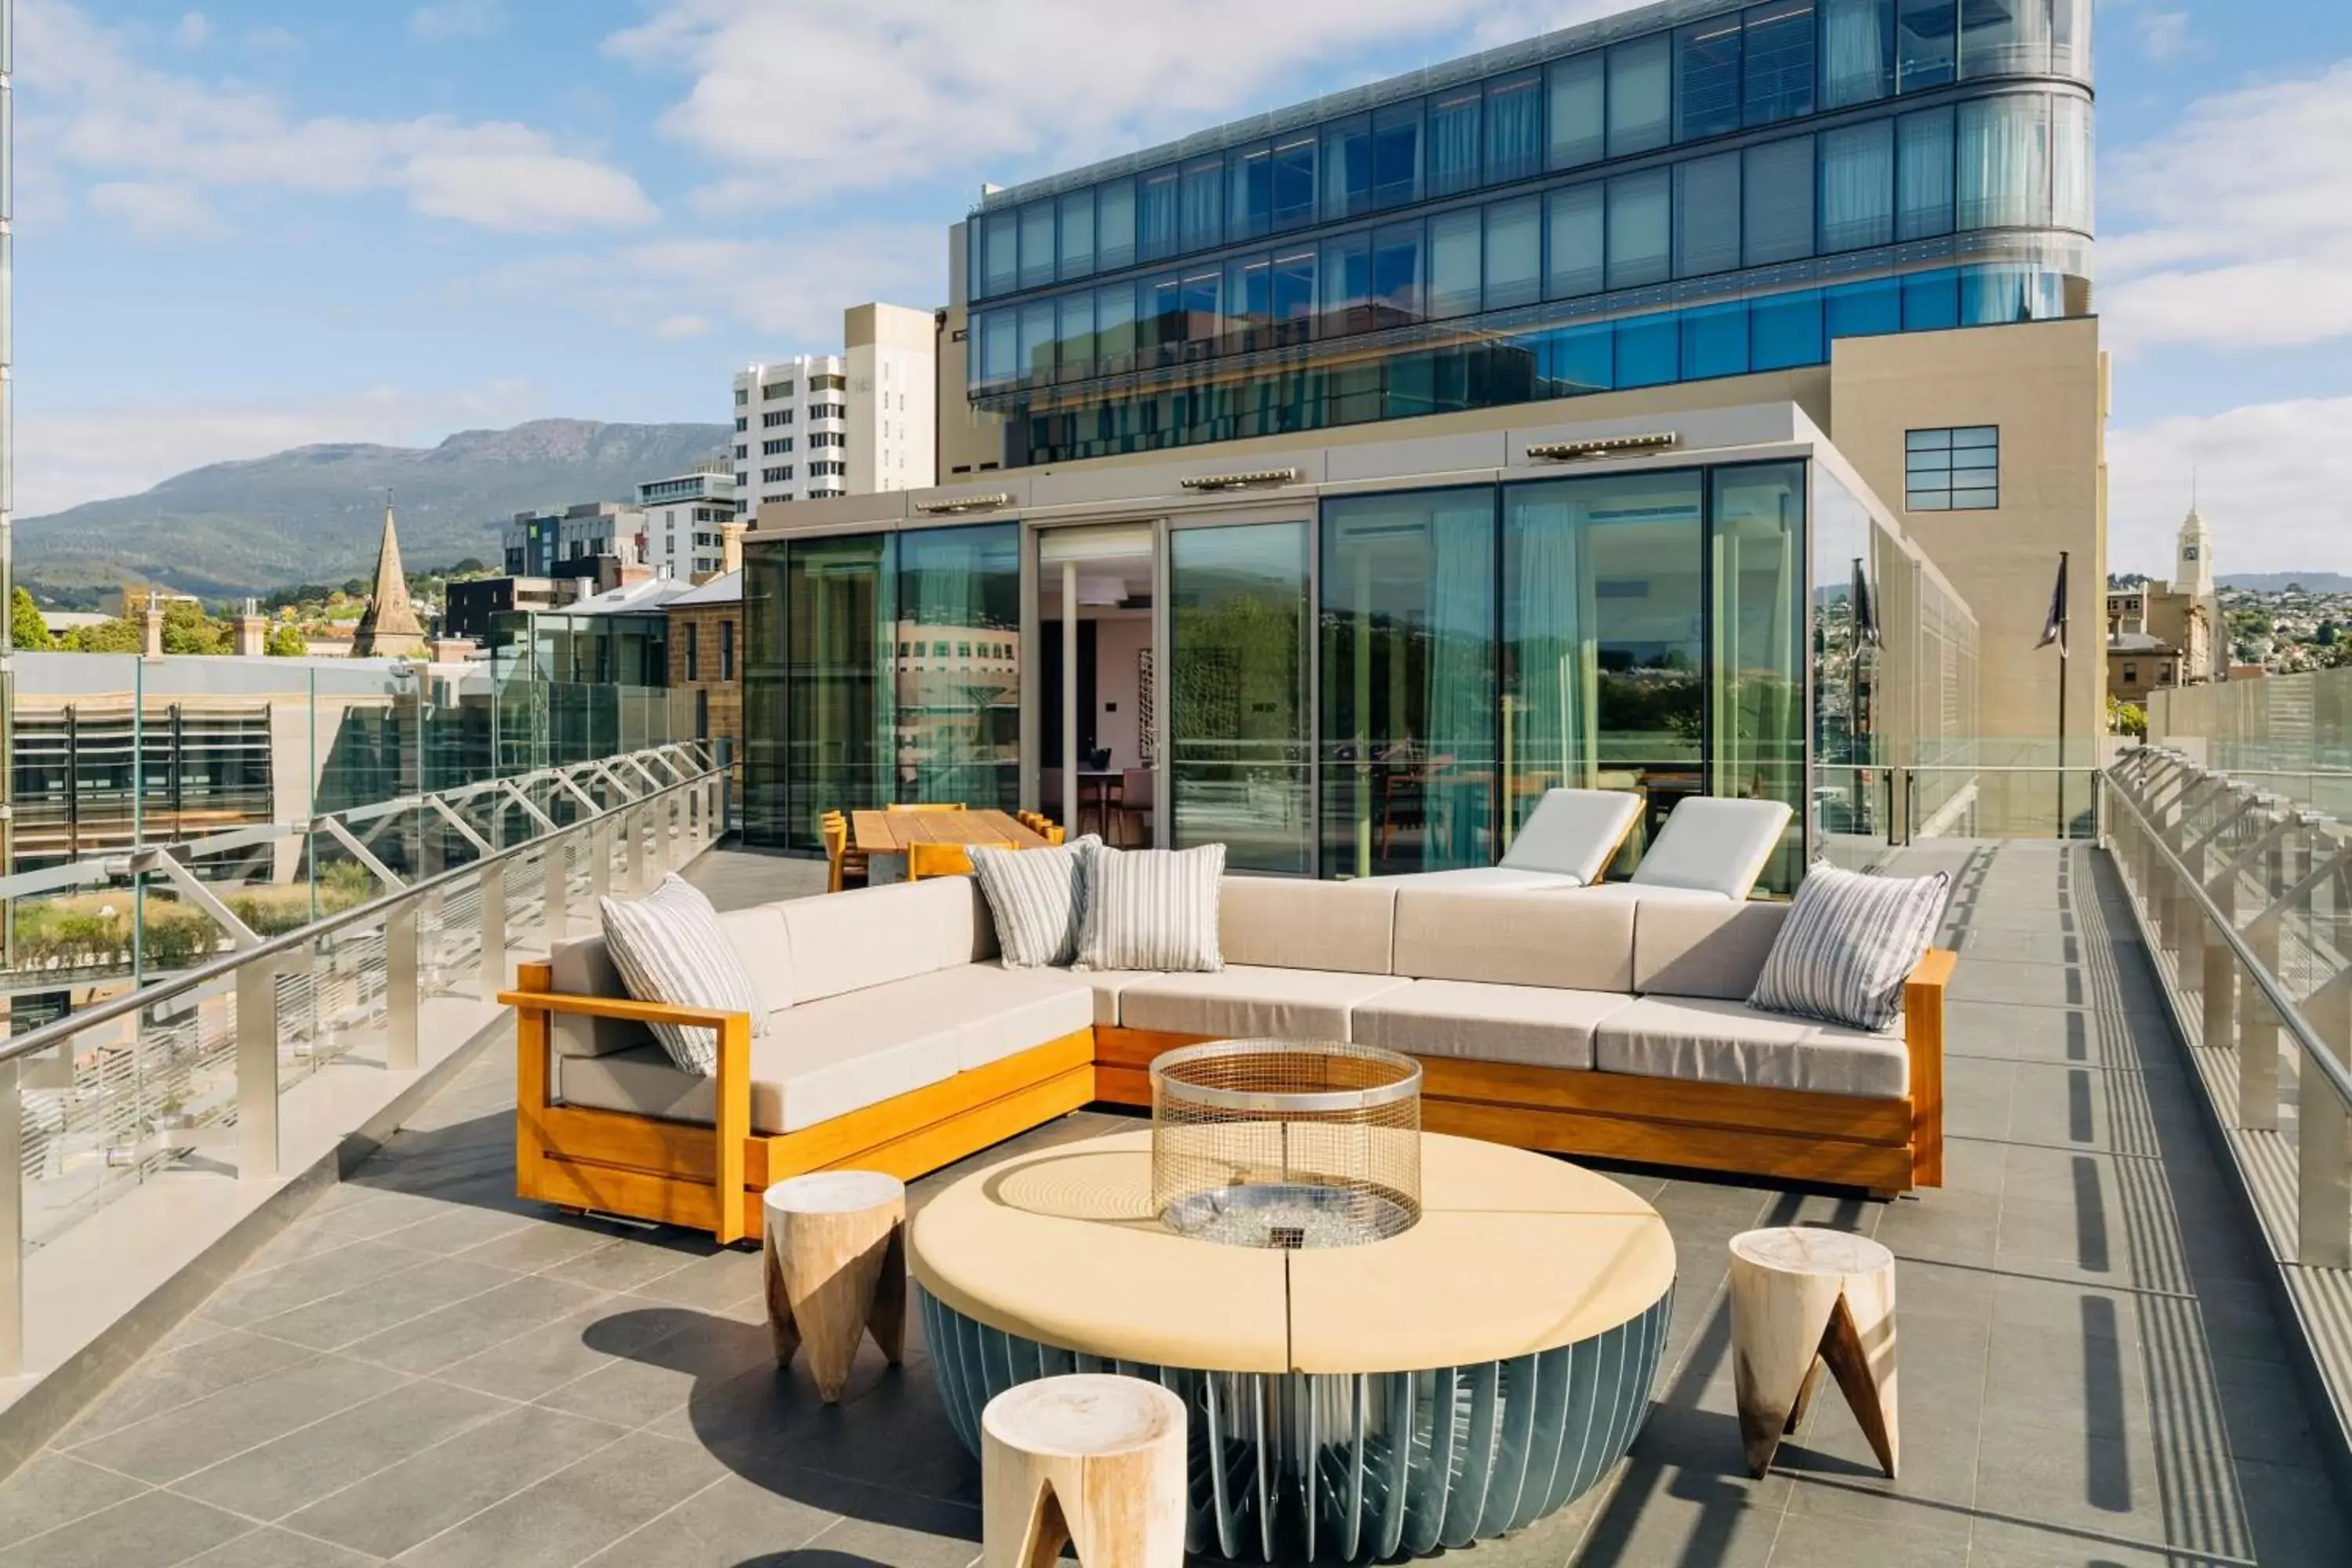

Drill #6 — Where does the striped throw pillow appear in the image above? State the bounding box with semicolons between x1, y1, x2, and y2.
1749;862;1951;1033
598;873;768;1076
970;834;1102;967
1074;844;1226;973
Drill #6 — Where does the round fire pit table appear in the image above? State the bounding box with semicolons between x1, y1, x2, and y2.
909;1127;1675;1563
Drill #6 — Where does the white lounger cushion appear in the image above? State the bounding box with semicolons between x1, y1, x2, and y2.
1361;866;1583;892
1596;995;1908;1098
1354;980;1635;1070
1500;788;1642;880
554;965;1093;1132
1117;965;1412;1040
1627;797;1795;900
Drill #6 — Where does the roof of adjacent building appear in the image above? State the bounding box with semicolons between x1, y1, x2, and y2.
2109;630;2173;654
562;576;698;615
667;570;742;608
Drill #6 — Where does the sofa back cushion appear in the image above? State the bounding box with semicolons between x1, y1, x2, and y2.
1632;899;1791;1000
1392;887;1635;992
781;877;985;1006
550;902;789;1058
1219;877;1397;975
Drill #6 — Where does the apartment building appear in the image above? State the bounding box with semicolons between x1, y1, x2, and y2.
637;463;738;581
748;0;2103;871
732;303;938;518
501;502;644;581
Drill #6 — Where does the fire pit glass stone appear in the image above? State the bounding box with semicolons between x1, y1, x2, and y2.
1149;1039;1421;1249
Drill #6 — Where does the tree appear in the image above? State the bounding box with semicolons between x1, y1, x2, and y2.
264;622;308;657
64;617;143;653
10;586;55;652
159;600;226;655
2107;695;2147;740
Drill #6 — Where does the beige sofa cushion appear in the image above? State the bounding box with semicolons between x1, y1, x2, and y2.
1117;966;1412;1041
780;878;986;1005
1392;888;1635;992
547;903;789;1059
1007;964;1159;1027
1632;901;1791;1000
1595;995;1908;1098
1353;980;1635;1070
1219;878;1397;974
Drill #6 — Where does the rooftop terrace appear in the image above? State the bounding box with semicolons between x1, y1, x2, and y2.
1;837;2343;1567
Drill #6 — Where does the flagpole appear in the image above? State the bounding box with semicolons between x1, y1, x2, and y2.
2056;550;2069;840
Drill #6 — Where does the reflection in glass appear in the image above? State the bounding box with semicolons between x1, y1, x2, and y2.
1019;201;1055;291
1182;156;1224;252
1097;177;1138;271
895;525;1019;811
1607;169;1672;289
1809;463;1883;864
1058;187;1095;280
1323;116;1373;220
1372;102;1423;209
1547;184;1605;299
1743;137;1815;265
783;534;890;851
1272;133;1318;229
1503;471;1702;864
1429;209;1483;320
1744;0;1817;125
1609;34;1673;156
1896;0;1956;92
1139;166;1181;260
1170;524;1312;874
1711;464;1806;894
1675;153;1742;278
1230;143;1273;240
1486;195;1542;309
1548;53;1606;169
1321;491;1497;878
1676;18;1744;142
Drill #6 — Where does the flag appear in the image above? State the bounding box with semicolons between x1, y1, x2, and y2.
2038;552;2070;656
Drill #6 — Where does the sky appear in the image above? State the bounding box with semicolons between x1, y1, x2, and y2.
12;0;2348;575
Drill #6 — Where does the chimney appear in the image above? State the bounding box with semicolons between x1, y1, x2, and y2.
141;596;165;659
234;597;267;657
720;521;748;575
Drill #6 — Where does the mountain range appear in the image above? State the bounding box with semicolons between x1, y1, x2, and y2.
17;419;732;601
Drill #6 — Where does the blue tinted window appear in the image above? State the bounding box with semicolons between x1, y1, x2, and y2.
1820;0;1894;107
1896;107;1955;238
1681;301;1750;379
1819;120;1894;251
1546;184;1605;298
1609;34;1672;155
1096;178;1136;271
1139;167;1180;261
1428;88;1482;197
1675;153;1742;278
1485;195;1541;310
1096;283;1135;370
1957;95;2049;230
1960;0;2049;77
1230;143;1273;241
1429;209;1483;318
1677;19;1744;141
1372;102;1423;209
1902;268;1959;330
1323;116;1373;220
1744;2;1816;125
1962;263;2053;325
1749;289;1825;368
1057;292;1095;377
1018;300;1054;379
1371;223;1425;325
1743;136;1815;264
1549;321;1614;393
1617;314;1679;387
1182;157;1223;252
1181;267;1222;350
1825;277;1901;338
1271;246;1317;343
1272;133;1317;230
1896;0;1955;91
1486;70;1544;183
1548;53;1606;169
1058;189;1094;281
1319;230;1371;336
1145;277;1182;362
979;309;1016;382
1606;169;1672;289
1019;201;1055;290
1225;254;1269;349
981;210;1018;298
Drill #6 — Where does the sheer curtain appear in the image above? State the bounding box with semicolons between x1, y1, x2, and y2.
1820;0;1890;107
1505;492;1592;829
1958;95;2051;230
1428;92;1483;197
1819;121;1894;252
1425;495;1497;868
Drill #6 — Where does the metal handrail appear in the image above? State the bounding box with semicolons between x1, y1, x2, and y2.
2103;775;2352;1116
0;750;722;1071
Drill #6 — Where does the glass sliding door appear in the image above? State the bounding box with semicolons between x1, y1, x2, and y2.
895;524;1020;811
1502;471;1702;864
784;533;891;851
1709;463;1807;894
1320;489;1497;878
740;543;790;846
1810;461;1886;866
1168;522;1313;874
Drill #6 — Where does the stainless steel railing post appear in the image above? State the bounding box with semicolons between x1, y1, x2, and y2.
479;862;507;998
591;815;613;901
543;833;569;942
237;964;284;1179
384;899;419;1073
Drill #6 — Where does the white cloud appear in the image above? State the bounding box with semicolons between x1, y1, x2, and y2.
410;1;504;43
2101;62;2352;351
2107;398;2352;576
85;180;229;240
173;11;209;48
655;314;710;339
2106;0;2193;61
20;0;654;236
606;0;1606;207
16;381;542;518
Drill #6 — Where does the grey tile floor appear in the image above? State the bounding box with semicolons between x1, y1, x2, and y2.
2;841;2347;1566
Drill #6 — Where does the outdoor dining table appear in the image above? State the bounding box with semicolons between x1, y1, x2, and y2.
849;808;1050;858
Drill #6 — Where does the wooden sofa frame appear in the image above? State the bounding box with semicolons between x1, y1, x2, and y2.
503;949;1955;1242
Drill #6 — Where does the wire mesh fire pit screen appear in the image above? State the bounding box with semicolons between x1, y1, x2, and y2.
1149;1039;1421;1249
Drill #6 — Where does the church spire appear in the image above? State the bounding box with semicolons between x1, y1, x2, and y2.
351;489;428;659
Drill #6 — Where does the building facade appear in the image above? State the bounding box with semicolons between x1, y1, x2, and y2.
638;463;739;581
501;502;644;580
2106;503;2223;705
746;0;2102;876
666;571;745;768
734;303;941;517
845;303;940;496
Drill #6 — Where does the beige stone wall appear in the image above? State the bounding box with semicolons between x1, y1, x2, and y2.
1828;318;2106;755
666;604;742;761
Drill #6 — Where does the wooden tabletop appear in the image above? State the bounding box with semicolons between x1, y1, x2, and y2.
850;808;1050;855
908;1130;1675;1375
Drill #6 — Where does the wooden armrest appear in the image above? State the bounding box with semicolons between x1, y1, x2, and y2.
1903;947;1956;1189
502;985;753;1244
1904;948;1958;996
498;988;742;1030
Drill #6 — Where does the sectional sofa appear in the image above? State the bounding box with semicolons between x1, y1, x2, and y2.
503;874;1953;1243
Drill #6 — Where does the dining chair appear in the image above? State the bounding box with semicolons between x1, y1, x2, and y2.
820;811;867;894
907;843;975;881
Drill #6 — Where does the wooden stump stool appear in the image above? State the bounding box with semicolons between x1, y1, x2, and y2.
761;1171;906;1403
982;1374;1187;1568
1728;1226;1898;1479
